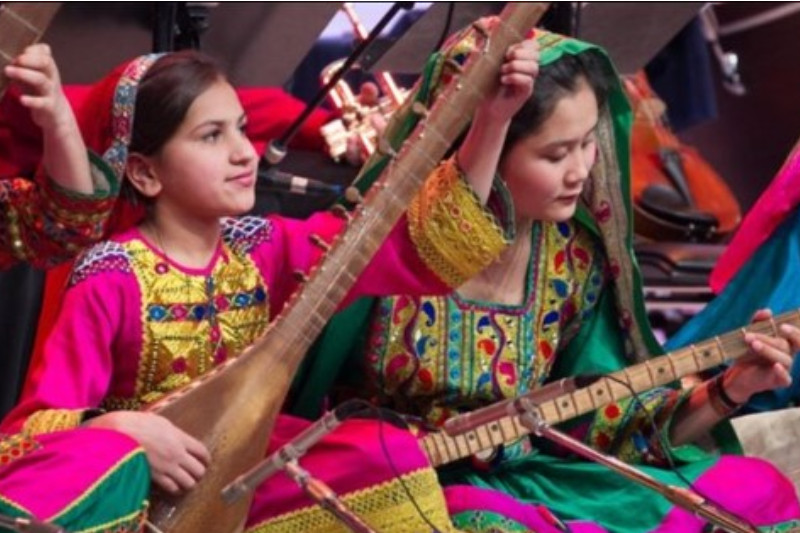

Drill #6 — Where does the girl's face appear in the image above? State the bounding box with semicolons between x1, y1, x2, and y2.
143;78;258;220
499;77;599;223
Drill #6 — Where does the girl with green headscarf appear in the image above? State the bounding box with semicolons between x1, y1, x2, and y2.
280;24;800;533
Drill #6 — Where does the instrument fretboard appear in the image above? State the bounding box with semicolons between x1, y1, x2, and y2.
420;309;800;467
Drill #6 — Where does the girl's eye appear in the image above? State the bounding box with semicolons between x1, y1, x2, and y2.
203;130;222;143
545;152;568;163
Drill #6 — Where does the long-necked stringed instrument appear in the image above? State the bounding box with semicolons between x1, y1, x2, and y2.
419;309;800;467
144;5;548;532
0;3;61;99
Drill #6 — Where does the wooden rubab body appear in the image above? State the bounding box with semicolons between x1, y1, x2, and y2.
146;4;548;532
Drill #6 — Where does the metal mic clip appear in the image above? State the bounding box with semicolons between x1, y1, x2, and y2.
221;401;366;504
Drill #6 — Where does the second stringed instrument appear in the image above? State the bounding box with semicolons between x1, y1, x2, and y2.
625;71;742;243
418;308;800;468
144;4;549;533
0;2;61;99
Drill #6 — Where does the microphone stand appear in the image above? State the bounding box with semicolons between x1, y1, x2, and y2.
262;2;414;166
282;459;377;533
0;513;65;533
516;399;760;533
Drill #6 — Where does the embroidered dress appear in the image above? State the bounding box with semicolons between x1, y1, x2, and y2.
1;160;513;531
0;153;118;270
361;220;800;533
279;28;800;533
0;429;149;533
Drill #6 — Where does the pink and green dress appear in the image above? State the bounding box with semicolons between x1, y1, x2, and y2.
1;157;514;533
278;28;800;533
1;156;150;533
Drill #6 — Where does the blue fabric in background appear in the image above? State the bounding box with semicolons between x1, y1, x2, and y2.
666;207;800;413
645;17;718;132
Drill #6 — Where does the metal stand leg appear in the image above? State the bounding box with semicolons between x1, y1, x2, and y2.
517;399;759;533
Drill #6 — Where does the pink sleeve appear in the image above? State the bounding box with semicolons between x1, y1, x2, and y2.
711;145;800;292
0;269;132;434
251;211;448;318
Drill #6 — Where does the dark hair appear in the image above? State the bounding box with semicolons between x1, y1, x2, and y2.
129;49;224;156
502;50;611;157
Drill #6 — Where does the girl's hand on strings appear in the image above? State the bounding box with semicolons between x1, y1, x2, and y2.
722;309;800;404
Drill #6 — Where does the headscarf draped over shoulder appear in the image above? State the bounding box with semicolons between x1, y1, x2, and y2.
75;53;164;235
293;27;662;418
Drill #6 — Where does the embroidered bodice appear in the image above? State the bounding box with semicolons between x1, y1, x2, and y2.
363;220;605;427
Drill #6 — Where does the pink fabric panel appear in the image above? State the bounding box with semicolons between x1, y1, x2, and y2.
0;428;140;518
245;414;431;526
651;455;800;532
711;146;800;292
253;211;448;318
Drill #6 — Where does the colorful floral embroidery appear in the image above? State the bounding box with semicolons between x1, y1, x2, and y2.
0;155;118;270
587;387;682;464
364;220;604;434
70;241;132;287
118;234;270;408
146;287;266;322
0;433;40;466
222;216;273;255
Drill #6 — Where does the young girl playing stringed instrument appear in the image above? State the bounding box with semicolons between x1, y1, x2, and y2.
1;33;538;532
282;24;800;533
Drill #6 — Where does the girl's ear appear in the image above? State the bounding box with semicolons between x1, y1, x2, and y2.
125;153;162;198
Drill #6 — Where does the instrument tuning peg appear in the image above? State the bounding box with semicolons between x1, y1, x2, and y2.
344;186;364;204
411;101;430;119
329;204;352;222
470;20;491;53
377;137;398;158
471;20;490;38
444;58;464;75
308;234;331;252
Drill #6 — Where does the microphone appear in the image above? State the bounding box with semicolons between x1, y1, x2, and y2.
443;374;603;437
221;400;366;504
257;165;344;197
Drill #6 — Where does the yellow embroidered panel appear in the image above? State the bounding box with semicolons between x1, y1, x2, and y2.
114;239;270;408
246;467;462;533
22;410;84;435
363;220;604;428
408;158;512;288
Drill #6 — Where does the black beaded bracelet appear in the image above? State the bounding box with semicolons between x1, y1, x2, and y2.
715;374;744;411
